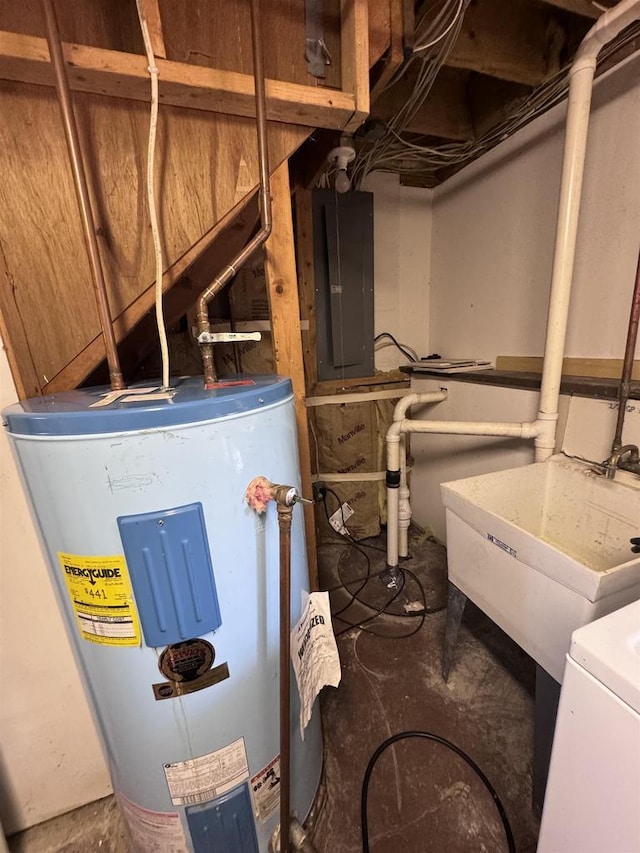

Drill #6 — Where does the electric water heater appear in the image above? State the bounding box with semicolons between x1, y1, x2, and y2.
3;375;322;852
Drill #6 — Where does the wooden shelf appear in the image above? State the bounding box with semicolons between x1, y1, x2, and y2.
401;366;640;401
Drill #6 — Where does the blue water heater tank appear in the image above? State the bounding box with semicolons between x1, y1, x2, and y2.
3;375;323;852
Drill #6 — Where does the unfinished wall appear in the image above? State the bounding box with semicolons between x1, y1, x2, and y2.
0;340;110;835
410;52;640;539
363;172;433;371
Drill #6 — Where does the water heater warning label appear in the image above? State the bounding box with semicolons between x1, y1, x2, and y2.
251;755;281;822
58;552;140;646
119;796;186;852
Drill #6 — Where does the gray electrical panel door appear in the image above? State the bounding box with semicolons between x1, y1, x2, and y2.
312;190;374;381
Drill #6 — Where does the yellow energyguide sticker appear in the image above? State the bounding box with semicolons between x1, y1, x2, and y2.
58;552;141;646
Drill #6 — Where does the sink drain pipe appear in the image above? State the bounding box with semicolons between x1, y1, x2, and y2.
385;0;640;575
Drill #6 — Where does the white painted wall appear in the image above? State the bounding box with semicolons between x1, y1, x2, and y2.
0;343;110;835
363;172;433;371
408;53;640;539
430;52;640;363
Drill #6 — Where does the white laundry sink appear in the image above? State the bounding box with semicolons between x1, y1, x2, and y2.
441;455;640;682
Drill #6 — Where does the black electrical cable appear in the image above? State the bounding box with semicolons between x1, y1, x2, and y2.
374;332;418;363
333;574;407;638
361;731;516;853
321;493;373;618
321;490;440;638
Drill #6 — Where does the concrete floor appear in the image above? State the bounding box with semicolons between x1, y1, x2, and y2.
312;530;539;853
8;530;539;853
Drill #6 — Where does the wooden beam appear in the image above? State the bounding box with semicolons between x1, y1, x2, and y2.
264;163;318;589
467;74;532;138
368;0;392;68
536;0;604;18
137;0;166;58
370;0;408;103
371;66;473;140
0;242;42;399
416;0;569;87
341;0;370;131
83;199;261;387
496;355;640;381
293;188;318;393
42;192;257;394
0;30;356;130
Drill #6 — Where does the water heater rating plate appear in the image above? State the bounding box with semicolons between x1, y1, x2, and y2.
164;737;249;806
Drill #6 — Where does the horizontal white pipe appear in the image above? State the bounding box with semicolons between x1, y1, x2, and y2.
386;417;544;568
390;419;541;439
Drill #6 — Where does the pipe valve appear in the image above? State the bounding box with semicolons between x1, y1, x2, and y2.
245;477;312;513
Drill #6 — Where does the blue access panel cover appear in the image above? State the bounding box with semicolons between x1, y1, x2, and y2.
186;784;258;853
118;503;221;647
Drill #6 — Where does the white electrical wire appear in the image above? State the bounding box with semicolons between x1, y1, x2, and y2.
136;1;170;390
414;0;464;52
354;18;639;187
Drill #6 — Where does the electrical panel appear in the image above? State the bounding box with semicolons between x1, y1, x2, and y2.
312;190;374;381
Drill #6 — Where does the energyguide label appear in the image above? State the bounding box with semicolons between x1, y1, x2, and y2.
58;552;140;646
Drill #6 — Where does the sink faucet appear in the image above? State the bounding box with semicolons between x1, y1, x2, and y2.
603;444;640;480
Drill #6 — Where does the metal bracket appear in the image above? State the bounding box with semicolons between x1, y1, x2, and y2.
197;331;262;345
305;38;332;77
305;0;331;77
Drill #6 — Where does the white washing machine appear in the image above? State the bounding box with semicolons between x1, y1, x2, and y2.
537;599;640;853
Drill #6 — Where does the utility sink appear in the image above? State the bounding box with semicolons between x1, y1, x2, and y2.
441;455;640;682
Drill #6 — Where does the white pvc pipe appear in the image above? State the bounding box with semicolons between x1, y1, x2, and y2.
386;413;540;569
392;391;448;558
384;0;640;571
536;0;640;461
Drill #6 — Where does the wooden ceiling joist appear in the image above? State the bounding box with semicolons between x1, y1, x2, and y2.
137;0;166;58
0;29;356;130
371;66;474;140
536;0;605;18
442;0;568;86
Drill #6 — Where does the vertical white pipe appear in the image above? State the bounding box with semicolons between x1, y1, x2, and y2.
386;433;401;569
536;0;640;461
387;392;447;567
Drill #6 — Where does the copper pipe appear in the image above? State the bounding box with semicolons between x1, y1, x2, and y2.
42;0;125;391
612;247;640;451
196;0;272;387
277;501;293;853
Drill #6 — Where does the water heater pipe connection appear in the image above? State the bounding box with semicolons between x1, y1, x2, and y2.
196;0;272;388
385;0;640;574
246;477;313;853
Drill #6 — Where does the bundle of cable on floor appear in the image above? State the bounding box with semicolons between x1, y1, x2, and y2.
361;731;516;853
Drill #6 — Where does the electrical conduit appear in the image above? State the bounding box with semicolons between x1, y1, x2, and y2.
386;0;640;573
